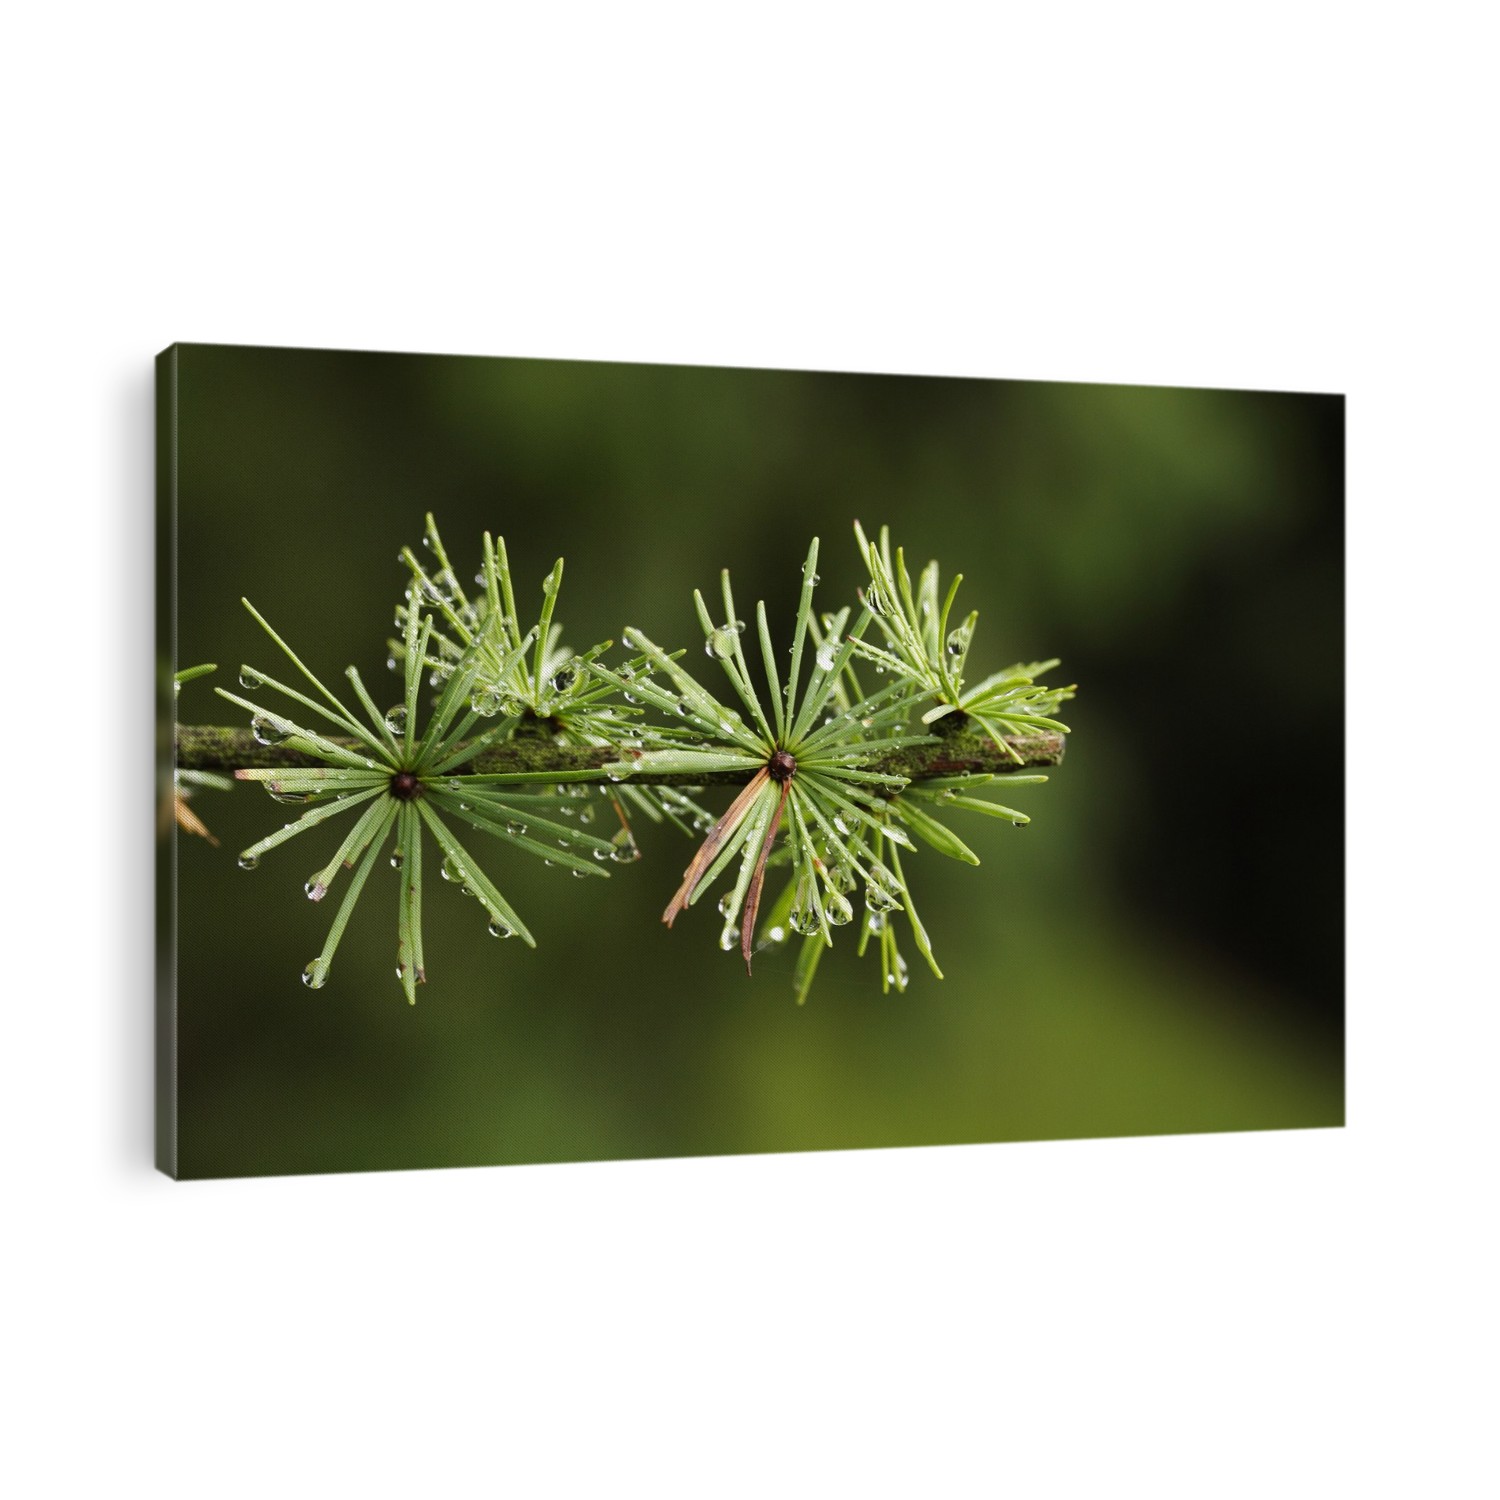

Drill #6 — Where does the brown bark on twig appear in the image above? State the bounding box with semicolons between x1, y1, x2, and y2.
174;722;1065;788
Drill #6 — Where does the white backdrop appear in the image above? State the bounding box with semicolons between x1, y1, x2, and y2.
4;4;1494;1495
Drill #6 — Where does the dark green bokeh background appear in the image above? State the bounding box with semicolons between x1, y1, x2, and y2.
167;344;1343;1179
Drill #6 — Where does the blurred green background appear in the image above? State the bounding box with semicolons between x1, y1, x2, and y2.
167;343;1343;1179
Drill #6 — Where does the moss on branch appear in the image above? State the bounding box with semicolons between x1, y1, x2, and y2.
174;721;1065;787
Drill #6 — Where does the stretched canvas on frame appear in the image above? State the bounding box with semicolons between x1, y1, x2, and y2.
157;342;1344;1181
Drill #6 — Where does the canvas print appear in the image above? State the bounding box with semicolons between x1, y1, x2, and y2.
156;344;1344;1179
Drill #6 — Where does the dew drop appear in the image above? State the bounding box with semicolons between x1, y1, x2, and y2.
789;905;819;936
470;685;503;718
609;829;641;863
945;625;972;656
488;917;516;939
719;923;737;951
390;850;404;869
825;892;854;927
237;852;259;871
440;854;464;883
384;704;409;736
816;643;838;672
706;622;744;660
864;866;902;913
301;961;327;990
717;893;734;917
239;668;265;690
505;820;527;836
251;714;290;747
548;664;578;693
266;786;317;806
304;880;326;902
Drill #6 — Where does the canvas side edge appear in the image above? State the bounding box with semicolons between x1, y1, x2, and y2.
155;346;180;1179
